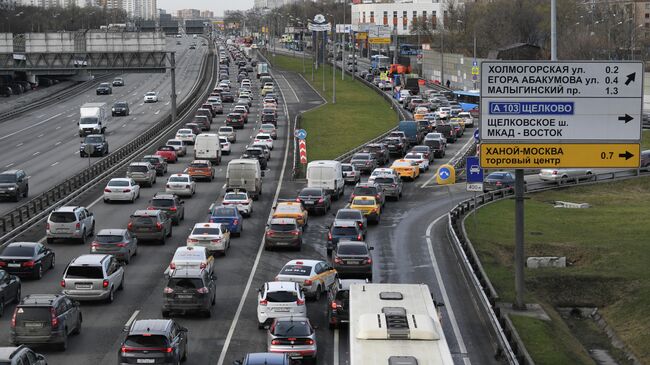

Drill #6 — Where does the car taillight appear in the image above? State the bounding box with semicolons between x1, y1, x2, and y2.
46;223;50;230
296;298;305;305
259;299;268;306
233;219;239;225
104;188;111;193
75;223;80;230
334;257;343;264
295;198;300;202
376;194;381;200
496;181;502;186
169;262;176;270
0;261;5;267
11;308;17;327
102;280;109;288
200;262;207;269
350;194;356;200
60;280;66;288
211;239;221;243
327;232;332;241
364;258;373;264
164;287;174;294
317;198;324;203
50;307;59;328
188;238;198;243
305;339;315;345
291;230;300;236
156;222;163;231
271;339;281;345
552;170;558;175
123;189;131;193
127;222;133;230
266;230;274;237
197;287;209;294
304;279;312;286
147;206;155;210
21;261;34;268
357;234;362;240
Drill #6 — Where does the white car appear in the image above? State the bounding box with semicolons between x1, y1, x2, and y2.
404;152;430;172
396;89;411;103
168;246;214;275
424;132;447;146
437;107;451;119
165;173;196;197
219;126;236;143
219;136;231;155
539;169;593;183
186;223;231;255
166;139;187;157
144;91;158;103
103;178;140;203
253;133;274;150
458;112;474;127
275;259;337;300
259;124;277;140
218;82;230;91
378;79;392;90
175;129;196;145
370;168;399;180
241;81;251;88
222;191;253;217
257;281;307;328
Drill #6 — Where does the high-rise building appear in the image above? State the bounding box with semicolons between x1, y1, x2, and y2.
124;0;156;19
200;10;214;19
0;0;17;9
177;8;200;19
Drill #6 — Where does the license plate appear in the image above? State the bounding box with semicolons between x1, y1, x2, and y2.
290;353;303;359
25;322;43;328
177;295;193;299
304;201;314;205
8;263;20;268
347;260;360;264
275;242;289;246
274;308;290;312
76;284;92;289
137;359;155;364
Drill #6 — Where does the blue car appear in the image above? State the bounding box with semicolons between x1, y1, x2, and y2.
209;205;243;236
326;222;363;256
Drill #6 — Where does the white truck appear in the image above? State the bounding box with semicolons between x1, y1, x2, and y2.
257;63;269;79
78;102;109;137
226;159;262;200
194;133;222;164
307;160;345;200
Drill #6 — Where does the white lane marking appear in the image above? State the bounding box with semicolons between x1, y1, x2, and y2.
15;143;23;147
278;74;299;102
0;113;64;142
32;152;40;156
56;126;61;130
55;141;61;146
124;310;140;329
165;101;170;106
216;72;293;365
155;110;161;115
37;134;44;138
51;162;59;167
66;113;75;118
421;137;475;188
5;163;14;168
426;215;470;360
333;328;340;365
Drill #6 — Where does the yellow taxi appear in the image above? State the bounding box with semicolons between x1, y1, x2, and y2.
414;113;426;121
349;196;381;224
390;159;420;180
272;201;308;227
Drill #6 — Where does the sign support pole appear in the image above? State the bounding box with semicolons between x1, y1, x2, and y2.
514;169;526;310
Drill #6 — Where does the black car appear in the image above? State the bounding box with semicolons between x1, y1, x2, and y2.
260;113;277;126
0;269;21;315
0;169;28;202
162;268;216;317
0;242;55;280
350;153;377;174
96;82;112;95
221;92;235;102
112;101;130;116
80;134;109;157
297;187;331;215
226;113;245;129
0;345;47;364
332;241;373;279
327;278;366;329
483;171;520;192
11;294;82;350
362;143;389;165
384;137;407;156
118;319;188;364
423;138;446;158
242;147;267;170
435;123;457;143
326;222;363;256
141;155;168;176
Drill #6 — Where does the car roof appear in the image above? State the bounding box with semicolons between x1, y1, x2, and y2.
246;352;289;364
96;229;127;235
265;281;299;291
0;170;19;175
129;319;172;335
0;346;25;360
152;193;176;199
285;259;321;266
169;267;205;278
70;254;109;265
54;206;81;213
20;293;65;306
132;209;162;216
129;162;150;166
192;222;222;229
332;220;360;228
6;241;38;248
338;278;367;290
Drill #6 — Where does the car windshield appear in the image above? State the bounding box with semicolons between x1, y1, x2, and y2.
65;266;103;279
270;223;297;232
142;158;160;165
108;180;130;187
374;177;394;184
225;193;247;200
128;166;148;173
488;173;510;180
212;207;235;216
168;277;204;289
412;147;428;153
178;130;192;135
337;244;368;255
256;135;270;140
125;335;168;348
245;149;262;156
276;205;300;214
353;187;377;195
0;174;16;183
146;92;156;96
190;163;209;168
393;161;412;167
2;245;34;256
133;216;156;225
219;127;233;133
332;227;358;236
168;176;189;183
167;141;181;146
85;136;103;144
352;154;371;160
49;212;76;223
15;307;51;324
192;227;220;235
158;146;173;151
342;165;352;172
336;211;361;220
405;154;422;159
300;189;322;196
279;265;311;276
385;138;400;144
115;102;127;107
95;235;124;243
352;199;375;206
273;320;312;336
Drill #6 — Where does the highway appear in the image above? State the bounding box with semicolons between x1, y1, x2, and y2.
0;44;499;365
0;36;208;216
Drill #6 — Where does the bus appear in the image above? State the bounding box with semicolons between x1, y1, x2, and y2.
371;55;390;71
452;90;480;117
400;44;421;56
349;283;454;365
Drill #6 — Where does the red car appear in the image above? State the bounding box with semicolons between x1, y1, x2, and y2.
155;145;177;163
226;113;245;129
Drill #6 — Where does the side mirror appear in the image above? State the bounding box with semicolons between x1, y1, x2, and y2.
369;247;375;250
233;361;243;365
263;324;271;330
180;326;188;332
179;200;185;204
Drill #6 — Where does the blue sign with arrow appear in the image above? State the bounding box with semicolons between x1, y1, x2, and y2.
474;129;480;142
466;156;483;183
294;129;307;140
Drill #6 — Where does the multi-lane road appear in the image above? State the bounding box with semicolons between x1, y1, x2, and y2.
0;37;208;216
0;43;501;365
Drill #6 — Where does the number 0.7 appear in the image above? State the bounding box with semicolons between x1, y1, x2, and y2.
600;152;614;159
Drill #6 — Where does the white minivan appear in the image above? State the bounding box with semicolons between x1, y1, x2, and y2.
226;159;262;200
194;133;222;164
306;160;345;200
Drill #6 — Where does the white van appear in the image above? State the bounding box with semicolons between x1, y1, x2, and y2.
194;133;222;164
226;159;262;200
307;160;345;200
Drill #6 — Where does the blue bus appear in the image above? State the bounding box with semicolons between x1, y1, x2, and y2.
370;55;390;71
452;90;480;116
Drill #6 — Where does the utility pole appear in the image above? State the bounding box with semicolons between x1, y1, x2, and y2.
440;24;444;86
322;31;326;92
332;18;336;103
342;0;346;81
170;52;177;124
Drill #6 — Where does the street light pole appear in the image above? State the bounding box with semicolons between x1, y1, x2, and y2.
332;18;336;103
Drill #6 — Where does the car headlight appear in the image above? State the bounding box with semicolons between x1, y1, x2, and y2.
7;187;15;190
112;108;115;111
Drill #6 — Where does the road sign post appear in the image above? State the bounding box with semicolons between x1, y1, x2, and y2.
480;60;644;310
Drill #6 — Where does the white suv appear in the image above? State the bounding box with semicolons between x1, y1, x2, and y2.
186;223;230;255
257;281;306;329
46;206;95;244
61;254;125;302
144;91;158;103
253;133;274;150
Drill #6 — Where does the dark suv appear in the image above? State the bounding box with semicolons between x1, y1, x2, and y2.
11;294;82;351
141;155;168;176
384;137;407;156
127;210;173;245
0;345;47;364
297;187;331;215
0;170;28;202
362;143;390;166
350;183;385;207
80;134;109;157
326;222;363;256
148;194;185;225
327;278;367;329
95;82;112;95
112;101;130;116
162;268;216;318
118;319;188;365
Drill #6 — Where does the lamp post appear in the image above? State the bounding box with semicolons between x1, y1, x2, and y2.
332;15;336;103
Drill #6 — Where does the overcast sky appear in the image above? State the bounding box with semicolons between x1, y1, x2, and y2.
157;0;253;16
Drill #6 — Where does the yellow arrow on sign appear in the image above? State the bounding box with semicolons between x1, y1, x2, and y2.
480;143;640;168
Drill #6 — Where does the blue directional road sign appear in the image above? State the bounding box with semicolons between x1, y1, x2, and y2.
466;156;484;183
474;129;480;142
294;129;307;140
436;164;455;185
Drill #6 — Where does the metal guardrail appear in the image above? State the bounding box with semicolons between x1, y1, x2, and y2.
0;52;216;245
0;74;115;122
446;167;650;365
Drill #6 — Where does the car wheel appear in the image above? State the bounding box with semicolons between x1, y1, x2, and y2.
258;322;266;329
314;286;322;301
0;299;4;317
73;315;82;335
47;237;54;244
59;332;68;351
50;255;55;269
14;286;21;303
34;264;43;280
106;288;114;303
